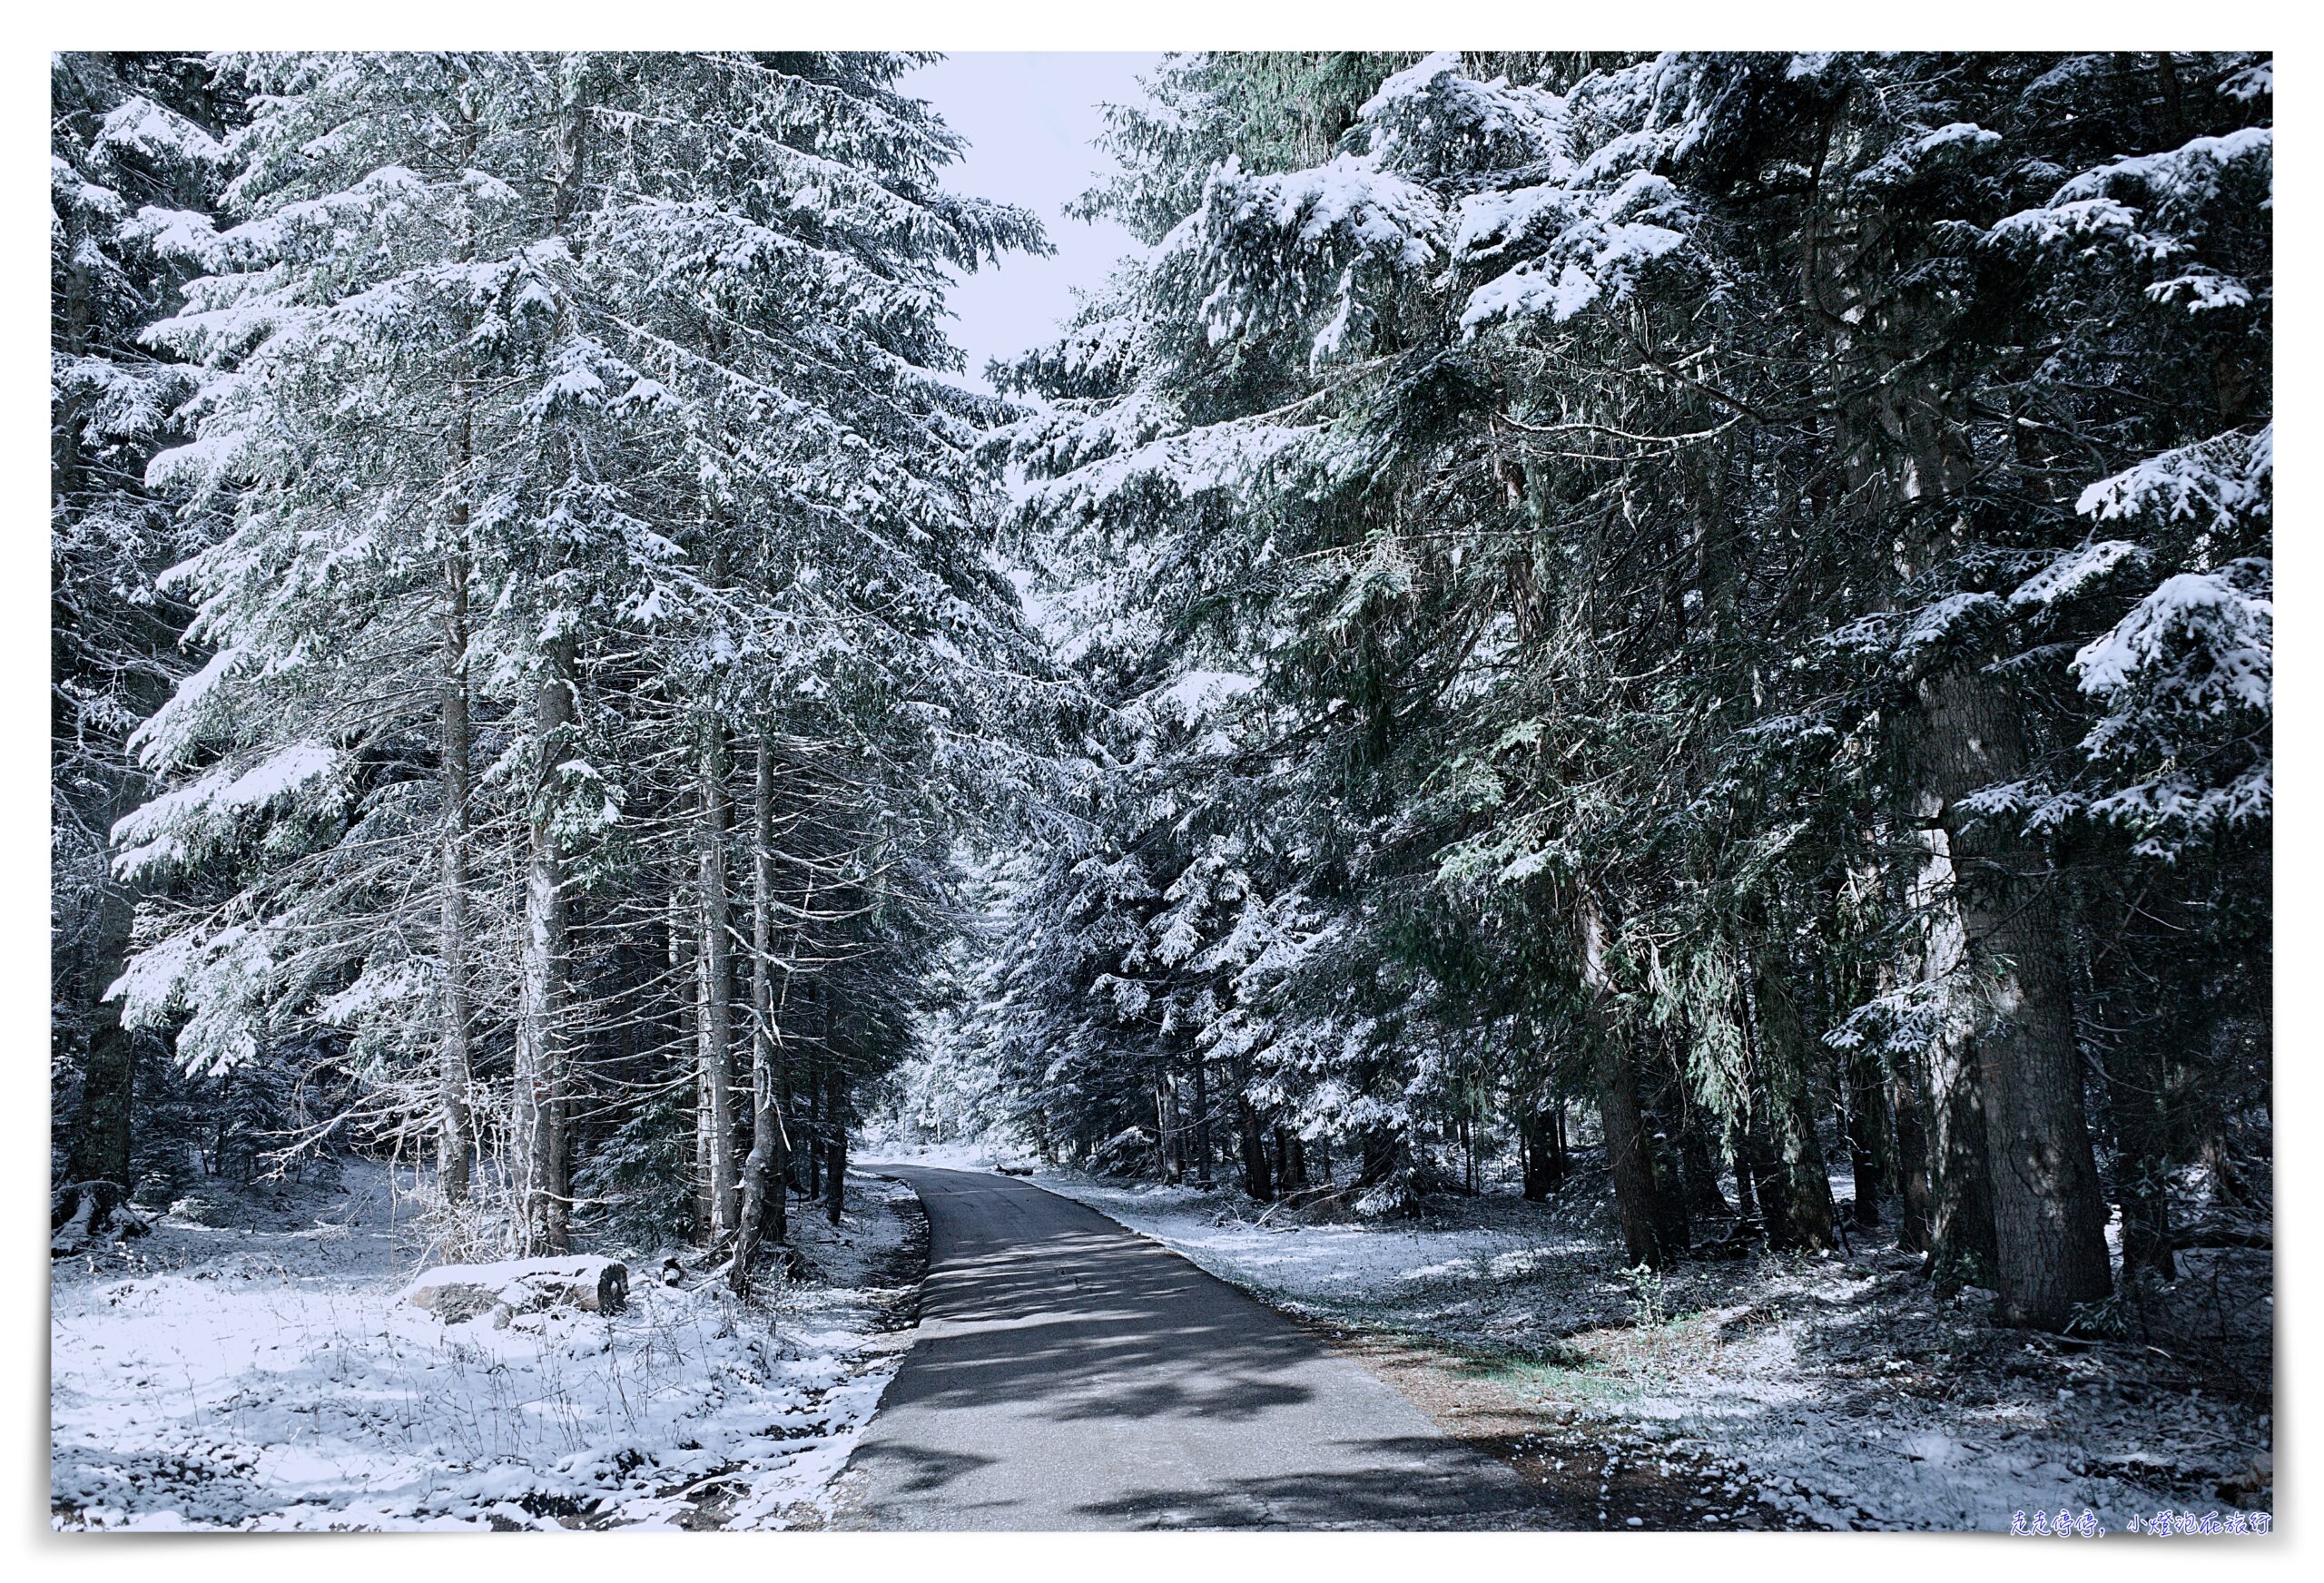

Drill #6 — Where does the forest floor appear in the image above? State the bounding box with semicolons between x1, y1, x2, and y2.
49;1161;923;1530
1039;1171;2274;1533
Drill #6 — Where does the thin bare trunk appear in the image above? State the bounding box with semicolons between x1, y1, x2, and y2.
1191;1055;1213;1186
731;742;789;1292
436;527;474;1202
698;723;738;1241
824;1059;848;1225
512;75;592;1257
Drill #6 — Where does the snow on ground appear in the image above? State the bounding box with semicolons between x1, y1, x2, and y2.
1044;1174;2273;1532
854;1133;1040;1174
51;1162;923;1530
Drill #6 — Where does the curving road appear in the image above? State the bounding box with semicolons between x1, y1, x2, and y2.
836;1166;1558;1530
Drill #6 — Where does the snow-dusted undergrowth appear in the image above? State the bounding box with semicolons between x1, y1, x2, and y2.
51;1163;921;1530
1046;1175;2272;1532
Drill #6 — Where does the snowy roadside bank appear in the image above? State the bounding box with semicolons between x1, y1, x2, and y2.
853;1136;1040;1174
51;1163;926;1530
1041;1175;2272;1532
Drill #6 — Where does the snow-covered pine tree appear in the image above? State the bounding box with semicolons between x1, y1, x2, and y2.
51;52;236;1235
990;50;2270;1326
117;52;1047;1263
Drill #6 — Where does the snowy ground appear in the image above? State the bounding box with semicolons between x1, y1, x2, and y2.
51;1162;923;1530
1044;1174;2273;1532
854;1133;1041;1174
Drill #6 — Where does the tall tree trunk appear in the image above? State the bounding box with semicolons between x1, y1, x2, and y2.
436;539;474;1203
1157;1077;1181;1182
1923;1041;1999;1289
1191;1054;1213;1186
1905;808;1999;1286
1841;1040;1887;1231
1742;1111;1797;1250
1727;1118;1760;1230
1580;891;1662;1269
1641;1050;1690;1256
1957;859;2113;1324
62;883;137;1231
670;850;704;1237
1809;106;2106;1325
824;1059;848;1225
512;79;592;1259
1519;1108;1557;1200
1236;1093;1275;1201
1749;952;1837;1252
731;742;789;1292
1917;676;2112;1322
1679;1117;1731;1221
1889;1052;1934;1254
2110;1061;2178;1284
516;630;576;1255
801;1044;822;1199
696;723;738;1241
435;103;480;1207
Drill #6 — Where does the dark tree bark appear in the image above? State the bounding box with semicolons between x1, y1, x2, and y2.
1749;953;1837;1252
1356;1127;1404;1192
800;1039;822;1199
1841;1040;1887;1231
823;1060;848;1225
1743;1114;1797;1250
1922;1034;1999;1289
1519;1106;1566;1200
1173;1074;1190;1182
1890;1055;1934;1254
1898;659;2109;1320
1641;1054;1691;1256
1807;92;2108;1326
669;855;705;1238
1679;1118;1731;1222
60;885;136;1233
1727;1120;1759;1230
1236;1096;1274;1201
1191;1055;1213;1185
1580;892;1663;1269
1902;816;1999;1286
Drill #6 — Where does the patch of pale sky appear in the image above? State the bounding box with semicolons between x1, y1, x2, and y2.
904;52;1163;388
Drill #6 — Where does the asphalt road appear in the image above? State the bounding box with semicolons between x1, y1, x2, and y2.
837;1165;1556;1530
